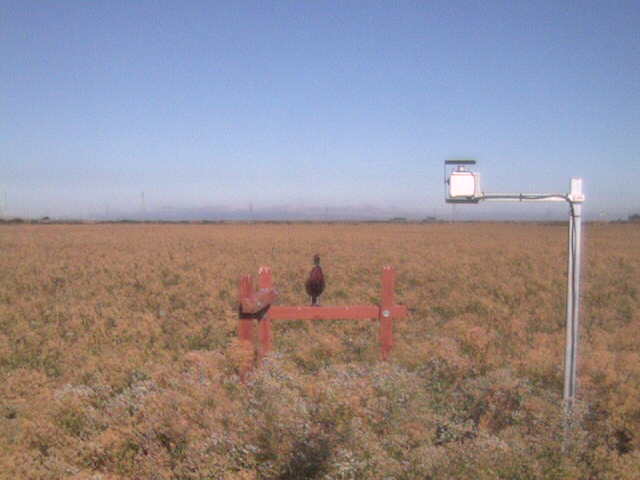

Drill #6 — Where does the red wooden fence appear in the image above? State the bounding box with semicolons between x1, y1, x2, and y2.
237;266;407;379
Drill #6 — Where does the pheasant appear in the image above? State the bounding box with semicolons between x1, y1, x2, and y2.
305;254;325;306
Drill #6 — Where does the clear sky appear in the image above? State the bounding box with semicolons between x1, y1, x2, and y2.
2;1;639;219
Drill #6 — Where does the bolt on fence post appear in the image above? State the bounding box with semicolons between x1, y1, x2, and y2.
380;266;395;360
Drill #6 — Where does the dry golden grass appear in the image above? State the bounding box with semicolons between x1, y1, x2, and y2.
0;222;639;479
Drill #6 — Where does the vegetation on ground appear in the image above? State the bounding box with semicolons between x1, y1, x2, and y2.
0;223;638;479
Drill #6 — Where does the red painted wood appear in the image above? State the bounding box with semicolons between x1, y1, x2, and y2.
235;265;408;380
258;267;273;361
238;275;255;341
266;305;407;321
238;275;255;380
240;288;279;314
389;305;408;318
269;305;380;320
380;266;395;360
258;266;273;289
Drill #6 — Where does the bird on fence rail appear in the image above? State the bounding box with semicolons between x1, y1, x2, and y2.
305;254;325;306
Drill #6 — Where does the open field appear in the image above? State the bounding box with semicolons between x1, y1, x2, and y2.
1;223;639;479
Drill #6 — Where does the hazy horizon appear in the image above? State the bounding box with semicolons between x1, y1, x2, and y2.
5;200;627;223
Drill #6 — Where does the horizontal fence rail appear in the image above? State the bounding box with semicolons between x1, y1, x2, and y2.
236;265;408;380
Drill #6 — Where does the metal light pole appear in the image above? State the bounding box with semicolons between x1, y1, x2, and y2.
563;178;583;415
444;160;585;413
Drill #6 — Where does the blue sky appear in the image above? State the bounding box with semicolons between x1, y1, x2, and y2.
2;1;639;219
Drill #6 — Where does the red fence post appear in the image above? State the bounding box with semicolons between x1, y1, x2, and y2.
238;274;255;379
379;266;395;360
235;264;406;374
257;266;273;362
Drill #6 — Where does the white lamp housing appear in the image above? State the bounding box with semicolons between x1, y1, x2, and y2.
450;170;480;198
444;159;481;203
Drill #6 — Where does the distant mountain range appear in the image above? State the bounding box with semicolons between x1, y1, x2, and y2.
96;204;430;222
11;201;598;222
